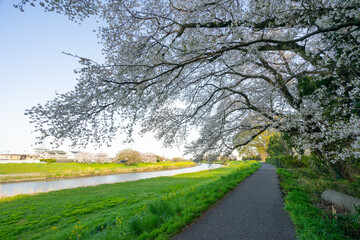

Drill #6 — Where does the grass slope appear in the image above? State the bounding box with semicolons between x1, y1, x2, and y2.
0;162;196;182
277;168;360;240
0;161;260;240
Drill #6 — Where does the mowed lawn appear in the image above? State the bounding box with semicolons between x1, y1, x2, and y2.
0;161;260;240
0;162;196;182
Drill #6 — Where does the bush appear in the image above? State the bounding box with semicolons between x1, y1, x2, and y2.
242;155;261;161
265;157;278;166
300;155;311;167
155;155;165;162
266;155;309;168
40;159;56;163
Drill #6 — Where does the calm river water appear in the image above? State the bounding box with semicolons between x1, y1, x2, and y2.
0;163;221;198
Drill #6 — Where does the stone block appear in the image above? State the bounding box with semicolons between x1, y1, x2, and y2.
321;190;360;213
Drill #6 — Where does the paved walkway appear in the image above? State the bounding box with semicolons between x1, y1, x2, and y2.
173;163;296;240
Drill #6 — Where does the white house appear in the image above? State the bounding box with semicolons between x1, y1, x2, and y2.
41;150;70;162
68;151;82;161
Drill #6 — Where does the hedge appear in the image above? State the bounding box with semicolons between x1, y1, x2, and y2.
40;159;57;163
266;155;310;168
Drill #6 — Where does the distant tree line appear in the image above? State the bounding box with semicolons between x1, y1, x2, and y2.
114;148;189;165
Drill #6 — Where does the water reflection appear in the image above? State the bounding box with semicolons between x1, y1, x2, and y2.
0;163;221;198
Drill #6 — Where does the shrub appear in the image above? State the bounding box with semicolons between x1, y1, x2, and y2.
266;155;309;168
155;155;165;162
265;157;278;166
40;159;56;163
243;155;261;161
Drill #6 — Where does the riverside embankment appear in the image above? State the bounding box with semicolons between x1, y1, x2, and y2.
0;161;196;183
0;163;220;198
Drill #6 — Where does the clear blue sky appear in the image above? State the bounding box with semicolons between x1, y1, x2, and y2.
0;0;183;158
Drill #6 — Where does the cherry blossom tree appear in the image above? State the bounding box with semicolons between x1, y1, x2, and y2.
114;148;142;165
22;0;360;178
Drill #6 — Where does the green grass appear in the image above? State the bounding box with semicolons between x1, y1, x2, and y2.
0;161;260;240
0;162;196;182
277;168;360;240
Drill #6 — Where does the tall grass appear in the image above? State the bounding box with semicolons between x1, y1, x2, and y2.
278;168;360;240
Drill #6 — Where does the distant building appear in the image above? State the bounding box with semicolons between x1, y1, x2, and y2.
33;147;50;154
41;150;70;162
0;154;41;160
68;151;82;161
25;154;40;160
0;154;26;160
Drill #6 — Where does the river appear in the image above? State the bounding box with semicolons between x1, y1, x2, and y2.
0;163;221;198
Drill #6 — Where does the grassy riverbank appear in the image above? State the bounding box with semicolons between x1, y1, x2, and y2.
0;160;260;240
0;162;196;183
277;168;360;240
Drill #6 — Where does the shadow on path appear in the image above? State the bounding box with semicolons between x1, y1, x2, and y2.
173;163;296;240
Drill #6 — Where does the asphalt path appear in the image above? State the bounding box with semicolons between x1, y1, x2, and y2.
173;163;296;240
